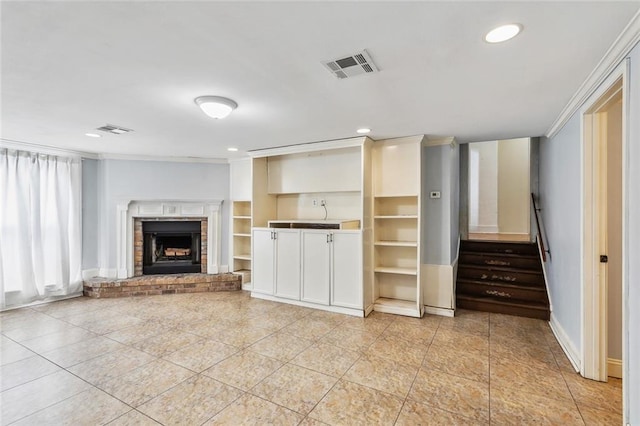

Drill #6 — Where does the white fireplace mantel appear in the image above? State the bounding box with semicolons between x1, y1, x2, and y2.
116;199;223;279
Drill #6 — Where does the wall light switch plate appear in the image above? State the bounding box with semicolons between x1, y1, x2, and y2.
430;191;441;199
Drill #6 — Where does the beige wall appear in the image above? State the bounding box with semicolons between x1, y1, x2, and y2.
497;138;530;235
606;98;623;362
469;141;498;233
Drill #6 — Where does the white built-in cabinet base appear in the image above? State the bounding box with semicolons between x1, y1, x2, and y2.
250;292;365;317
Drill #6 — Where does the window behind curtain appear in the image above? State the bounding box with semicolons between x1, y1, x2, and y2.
0;148;82;309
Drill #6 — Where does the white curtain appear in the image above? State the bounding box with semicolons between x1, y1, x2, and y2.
0;149;82;309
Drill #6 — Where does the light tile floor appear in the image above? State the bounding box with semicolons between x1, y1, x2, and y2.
1;291;622;425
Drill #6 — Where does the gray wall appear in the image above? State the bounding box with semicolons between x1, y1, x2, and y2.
540;41;640;423
625;41;640;424
458;144;469;240
539;113;582;354
530;138;540;242
96;159;230;272
422;143;459;265
81;159;99;271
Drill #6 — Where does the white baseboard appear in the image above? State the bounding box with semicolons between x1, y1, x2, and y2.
242;283;253;291
99;268;117;279
81;269;99;280
219;264;229;273
549;313;581;372
608;358;622;379
424;305;455;317
251;292;364;317
364;304;374;316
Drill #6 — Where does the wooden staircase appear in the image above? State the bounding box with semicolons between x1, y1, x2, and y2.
456;240;550;320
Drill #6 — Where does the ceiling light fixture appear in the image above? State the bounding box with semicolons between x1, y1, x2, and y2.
356;128;371;134
484;24;522;43
227;147;238;152
195;96;238;119
85;133;101;138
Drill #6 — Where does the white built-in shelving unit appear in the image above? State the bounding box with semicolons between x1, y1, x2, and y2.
372;137;424;318
248;137;373;317
229;158;253;288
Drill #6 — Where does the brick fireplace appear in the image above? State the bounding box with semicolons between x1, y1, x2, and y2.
133;217;208;276
116;199;222;279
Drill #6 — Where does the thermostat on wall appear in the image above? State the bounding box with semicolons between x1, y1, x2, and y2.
430;191;441;199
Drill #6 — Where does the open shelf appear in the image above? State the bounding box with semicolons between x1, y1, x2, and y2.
374;215;418;219
232;201;252;286
374;240;418;247
373;297;421;317
374;267;417;276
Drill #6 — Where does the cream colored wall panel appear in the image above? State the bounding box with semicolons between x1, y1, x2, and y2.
377;274;417;301
230;158;252;201
497;138;530;234
267;147;361;194
422;264;454;309
276;192;361;221
252;158;277;227
373;141;420;196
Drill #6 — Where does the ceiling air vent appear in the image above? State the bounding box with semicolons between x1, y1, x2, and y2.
322;49;379;79
96;124;133;135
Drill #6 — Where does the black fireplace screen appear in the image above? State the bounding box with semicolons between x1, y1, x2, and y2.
142;221;201;275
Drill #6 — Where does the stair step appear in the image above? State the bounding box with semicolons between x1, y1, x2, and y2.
457;279;547;302
456;295;550;320
461;240;538;256
459;252;541;270
458;265;544;285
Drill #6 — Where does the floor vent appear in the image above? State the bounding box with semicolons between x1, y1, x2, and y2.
322;49;379;79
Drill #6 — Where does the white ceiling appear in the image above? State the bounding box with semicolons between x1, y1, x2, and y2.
2;1;639;159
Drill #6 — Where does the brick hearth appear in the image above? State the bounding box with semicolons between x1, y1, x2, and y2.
83;273;241;298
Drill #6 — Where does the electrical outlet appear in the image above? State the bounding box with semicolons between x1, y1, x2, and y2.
312;199;318;207
320;199;326;206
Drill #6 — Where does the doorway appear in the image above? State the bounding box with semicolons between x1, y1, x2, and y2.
582;75;624;382
467;138;531;242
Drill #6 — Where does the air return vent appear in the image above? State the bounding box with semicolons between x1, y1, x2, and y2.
322;49;379;79
96;124;133;135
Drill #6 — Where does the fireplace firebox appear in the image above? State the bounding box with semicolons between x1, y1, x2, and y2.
142;221;201;275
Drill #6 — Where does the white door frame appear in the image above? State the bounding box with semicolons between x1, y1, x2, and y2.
580;59;628;391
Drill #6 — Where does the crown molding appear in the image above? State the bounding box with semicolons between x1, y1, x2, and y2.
546;9;640;139
249;136;370;158
97;153;227;164
0;138;98;159
0;139;228;163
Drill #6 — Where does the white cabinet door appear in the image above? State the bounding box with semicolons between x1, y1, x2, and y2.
331;232;362;309
252;229;274;295
301;231;331;305
274;229;301;300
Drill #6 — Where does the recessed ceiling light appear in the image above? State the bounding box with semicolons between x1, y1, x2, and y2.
195;96;238;119
85;133;101;138
485;24;522;43
356;128;371;134
227;147;238;152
